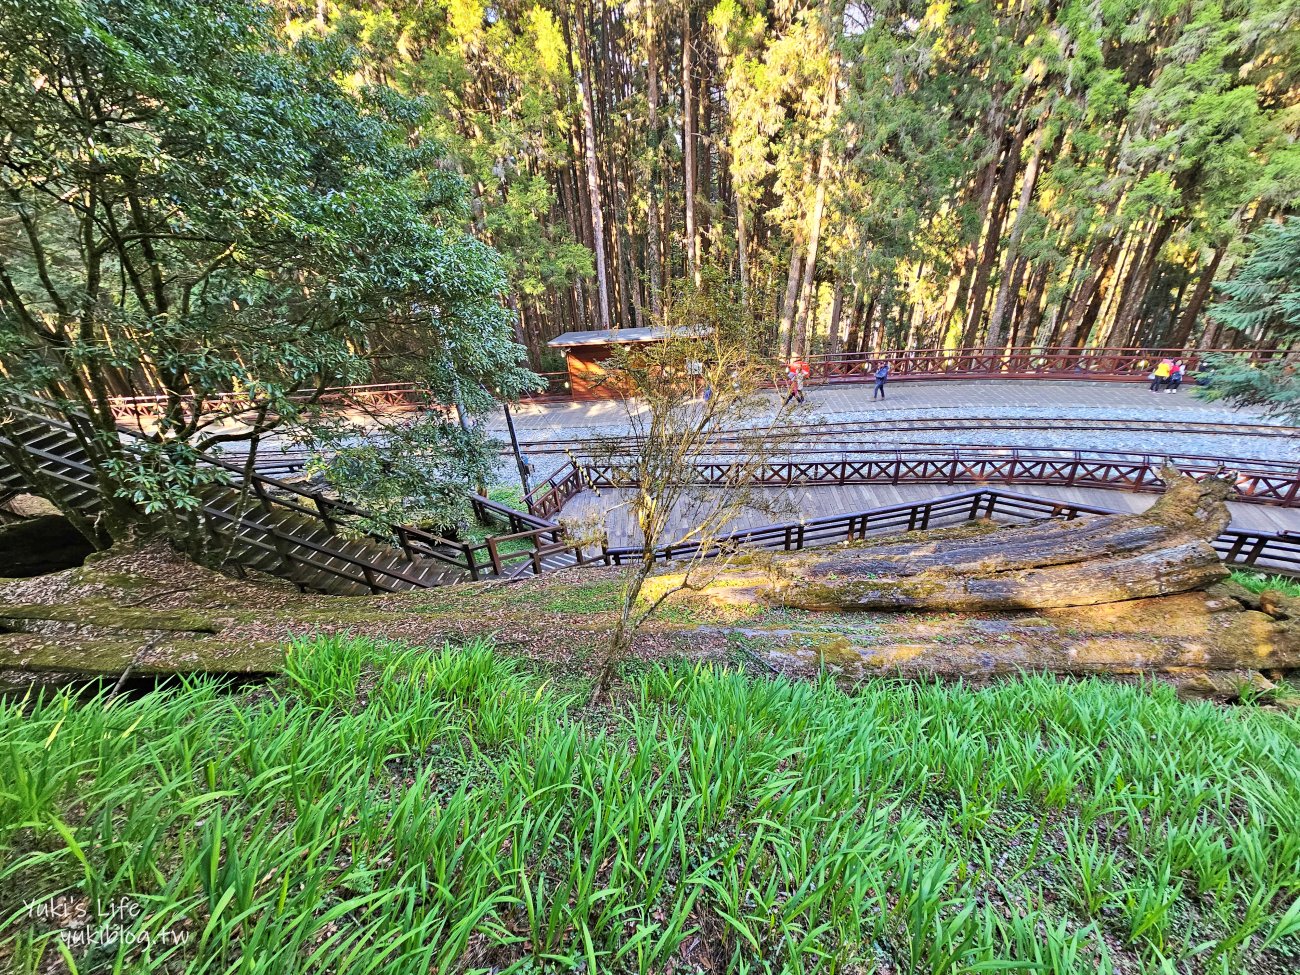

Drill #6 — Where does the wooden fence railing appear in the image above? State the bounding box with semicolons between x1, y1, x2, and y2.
464;493;590;577
791;345;1291;385
102;346;1293;419
523;460;587;519
107;374;571;421
594;488;1300;577
7;396;588;587
581;449;1300;508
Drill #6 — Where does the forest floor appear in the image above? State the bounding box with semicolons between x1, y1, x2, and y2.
2;544;1296;705
2;580;1300;973
2;547;1300;973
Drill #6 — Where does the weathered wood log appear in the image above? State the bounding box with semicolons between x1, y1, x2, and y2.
701;471;1236;612
733;592;1299;700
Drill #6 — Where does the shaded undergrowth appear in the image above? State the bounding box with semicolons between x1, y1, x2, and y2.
2;635;1299;973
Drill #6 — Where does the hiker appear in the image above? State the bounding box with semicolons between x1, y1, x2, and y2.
873;361;889;399
783;358;809;405
1150;359;1172;392
1168;359;1185;393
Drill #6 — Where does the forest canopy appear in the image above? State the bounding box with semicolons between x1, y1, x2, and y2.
2;0;1298;542
309;0;1299;362
0;0;537;537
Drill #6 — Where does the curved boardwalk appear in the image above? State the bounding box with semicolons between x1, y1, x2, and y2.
511;381;1300;545
499;379;1298;463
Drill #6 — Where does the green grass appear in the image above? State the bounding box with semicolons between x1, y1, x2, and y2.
1229;569;1300;599
541;580;624;614
3;635;1299;974
487;483;528;513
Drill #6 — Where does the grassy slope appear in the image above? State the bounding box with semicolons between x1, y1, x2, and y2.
1229;570;1300;600
3;636;1299;974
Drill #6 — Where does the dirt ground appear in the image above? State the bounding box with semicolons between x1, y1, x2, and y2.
2;543;1296;707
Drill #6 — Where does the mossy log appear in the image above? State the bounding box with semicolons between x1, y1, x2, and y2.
703;471;1235;612
739;592;1299;701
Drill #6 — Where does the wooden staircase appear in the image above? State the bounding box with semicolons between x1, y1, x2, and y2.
0;401;481;595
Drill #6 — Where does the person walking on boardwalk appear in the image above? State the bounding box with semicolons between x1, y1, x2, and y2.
783;358;809;405
873;361;890;399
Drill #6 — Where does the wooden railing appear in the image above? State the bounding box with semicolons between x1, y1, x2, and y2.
102;347;1292;419
5;397;587;588
107;373;571;422
581;448;1300;508
595;489;1300;577
463;493;589;577
523;460;587;519
790;345;1291;385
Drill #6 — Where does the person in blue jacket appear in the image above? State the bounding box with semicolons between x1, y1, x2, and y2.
873;361;890;399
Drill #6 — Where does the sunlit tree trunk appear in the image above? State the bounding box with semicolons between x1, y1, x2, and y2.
962;115;1029;346
682;3;700;287
986;121;1047;350
793;76;838;358
645;1;663;322
778;242;803;358
575;8;611;328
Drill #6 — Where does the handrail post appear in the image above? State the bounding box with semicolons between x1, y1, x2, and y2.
313;493;337;534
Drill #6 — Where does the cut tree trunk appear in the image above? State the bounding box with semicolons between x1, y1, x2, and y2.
701;471;1235;612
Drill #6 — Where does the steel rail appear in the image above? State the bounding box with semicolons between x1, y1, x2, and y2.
519;415;1300;453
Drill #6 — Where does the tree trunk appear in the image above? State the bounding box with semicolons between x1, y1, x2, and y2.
575;9;612;329
701;472;1235;613
682;4;699;287
736;194;750;312
985;121;1047;350
1018;259;1049;346
644;4;663;322
962;115;1030;346
827;280;845;354
1170;247;1223;348
1058;237;1118;349
778;243;803;358
792;77;838;358
1111;217;1174;347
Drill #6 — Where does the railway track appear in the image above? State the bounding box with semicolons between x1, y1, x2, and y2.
517;414;1300;454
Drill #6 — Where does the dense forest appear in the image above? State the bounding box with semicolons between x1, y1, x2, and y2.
292;0;1299;366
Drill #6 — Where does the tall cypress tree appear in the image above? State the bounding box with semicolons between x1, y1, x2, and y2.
1199;218;1300;421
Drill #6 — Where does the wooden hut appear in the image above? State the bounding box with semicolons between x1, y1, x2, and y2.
547;327;678;400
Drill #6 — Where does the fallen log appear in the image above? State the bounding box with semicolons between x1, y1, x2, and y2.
701;470;1236;612
734;591;1300;701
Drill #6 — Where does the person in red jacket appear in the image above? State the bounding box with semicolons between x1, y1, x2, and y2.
783;358;809;404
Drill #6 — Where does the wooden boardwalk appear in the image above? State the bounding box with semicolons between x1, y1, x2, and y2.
560;482;1300;549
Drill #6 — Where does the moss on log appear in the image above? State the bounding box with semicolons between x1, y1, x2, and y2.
699;471;1236;612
